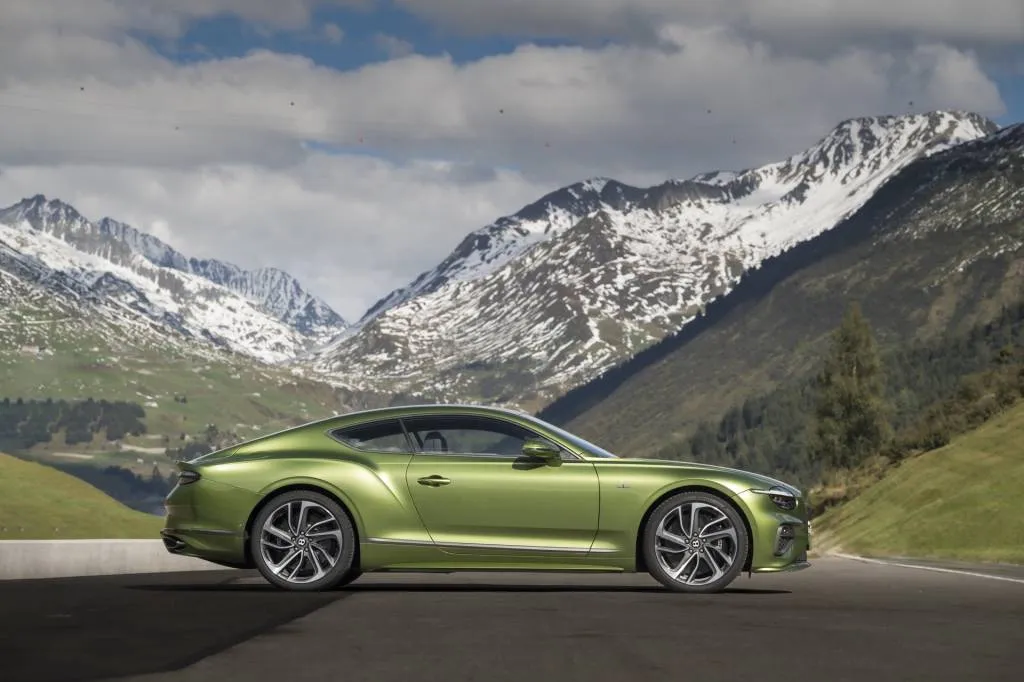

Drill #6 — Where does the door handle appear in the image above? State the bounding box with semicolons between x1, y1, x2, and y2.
417;475;452;487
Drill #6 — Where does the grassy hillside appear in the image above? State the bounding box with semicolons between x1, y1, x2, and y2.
1;342;345;447
0;268;360;449
0;452;164;539
812;401;1024;564
542;122;1024;460
0;268;380;514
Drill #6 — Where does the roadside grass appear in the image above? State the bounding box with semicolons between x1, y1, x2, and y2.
812;401;1024;564
0;452;164;539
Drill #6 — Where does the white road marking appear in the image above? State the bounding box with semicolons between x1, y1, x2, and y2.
834;552;1024;585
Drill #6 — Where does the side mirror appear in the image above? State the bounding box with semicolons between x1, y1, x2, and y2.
522;438;561;463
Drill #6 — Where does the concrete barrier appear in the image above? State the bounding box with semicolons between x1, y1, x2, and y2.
0;540;233;580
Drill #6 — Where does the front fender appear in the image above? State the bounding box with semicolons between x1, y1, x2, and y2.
636;478;761;550
639;477;747;512
592;471;760;557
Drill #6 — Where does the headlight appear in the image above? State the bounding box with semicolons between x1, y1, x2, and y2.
753;485;798;510
178;470;201;485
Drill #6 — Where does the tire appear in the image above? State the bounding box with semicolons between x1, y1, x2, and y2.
643;491;749;594
250;490;358;592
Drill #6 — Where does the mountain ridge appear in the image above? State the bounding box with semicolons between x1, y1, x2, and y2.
543;117;1024;459
355;110;998;328
0;195;349;362
305;110;1000;408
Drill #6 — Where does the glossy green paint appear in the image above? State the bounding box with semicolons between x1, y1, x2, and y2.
406;455;599;553
162;404;810;574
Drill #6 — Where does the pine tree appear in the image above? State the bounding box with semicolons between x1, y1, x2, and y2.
811;302;890;470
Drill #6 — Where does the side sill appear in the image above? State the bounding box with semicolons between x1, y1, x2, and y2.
753;561;812;574
367;537;615;554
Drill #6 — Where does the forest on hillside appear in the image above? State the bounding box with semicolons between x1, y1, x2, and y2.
0;397;146;450
658;300;1024;488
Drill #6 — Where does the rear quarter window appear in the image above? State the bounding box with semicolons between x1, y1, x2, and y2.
331;419;410;453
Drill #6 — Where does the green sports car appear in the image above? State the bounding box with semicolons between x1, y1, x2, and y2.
162;404;810;593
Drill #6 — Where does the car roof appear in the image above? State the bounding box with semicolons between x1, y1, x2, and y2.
324;403;533;427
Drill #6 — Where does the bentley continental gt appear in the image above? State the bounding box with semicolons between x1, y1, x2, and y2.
162;404;810;593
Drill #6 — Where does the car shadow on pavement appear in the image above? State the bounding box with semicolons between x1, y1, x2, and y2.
127;583;288;592
345;584;791;594
130;583;790;595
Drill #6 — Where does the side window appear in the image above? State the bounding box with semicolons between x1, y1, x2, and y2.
403;415;563;457
332;419;410;453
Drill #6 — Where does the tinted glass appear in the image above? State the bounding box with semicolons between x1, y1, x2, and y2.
523;415;620;458
333;419;410;453
403;415;560;457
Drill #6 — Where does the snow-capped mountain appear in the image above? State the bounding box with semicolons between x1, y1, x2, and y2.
92;214;346;339
306;110;999;408
542;120;1024;458
358;177;645;323
0;197;348;363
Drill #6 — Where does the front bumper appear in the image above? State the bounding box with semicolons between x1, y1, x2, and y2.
736;488;812;573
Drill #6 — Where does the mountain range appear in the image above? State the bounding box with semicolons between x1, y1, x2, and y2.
542;120;1024;458
0;109;1014;419
304;110;1000;409
0;196;348;363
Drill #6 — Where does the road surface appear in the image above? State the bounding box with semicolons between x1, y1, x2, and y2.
1;557;1021;682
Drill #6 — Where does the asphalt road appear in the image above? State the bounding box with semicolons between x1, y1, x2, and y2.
2;557;1022;682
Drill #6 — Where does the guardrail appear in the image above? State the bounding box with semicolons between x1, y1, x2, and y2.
0;540;231;580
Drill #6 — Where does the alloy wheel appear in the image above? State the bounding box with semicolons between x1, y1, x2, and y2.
654;501;740;586
644;491;749;593
259;499;345;585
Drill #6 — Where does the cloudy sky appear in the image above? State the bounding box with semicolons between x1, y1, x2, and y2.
0;0;1021;321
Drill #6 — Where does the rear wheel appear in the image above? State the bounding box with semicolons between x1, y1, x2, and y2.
250;490;358;592
643;491;749;593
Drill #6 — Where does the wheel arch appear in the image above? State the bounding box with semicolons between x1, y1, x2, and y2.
242;482;362;570
633;485;755;574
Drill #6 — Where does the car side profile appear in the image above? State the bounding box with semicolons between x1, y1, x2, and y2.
162;404;810;593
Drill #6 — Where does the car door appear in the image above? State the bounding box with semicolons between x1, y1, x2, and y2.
402;413;600;556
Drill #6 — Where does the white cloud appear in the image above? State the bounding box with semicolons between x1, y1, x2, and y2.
0;25;1005;179
374;33;415;58
0;1;1012;318
1;0;369;38
395;0;1024;47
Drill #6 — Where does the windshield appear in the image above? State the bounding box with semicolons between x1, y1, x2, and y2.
528;415;620;459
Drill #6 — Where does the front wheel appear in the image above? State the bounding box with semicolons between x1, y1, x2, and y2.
251;490;358;592
643;491;749;593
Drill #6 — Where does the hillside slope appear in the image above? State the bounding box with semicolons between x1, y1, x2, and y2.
544;122;1024;457
306;111;995;410
812;401;1024;564
1;239;353;446
0;452;164;539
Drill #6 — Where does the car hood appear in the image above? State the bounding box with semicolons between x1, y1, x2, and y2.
596;457;801;496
